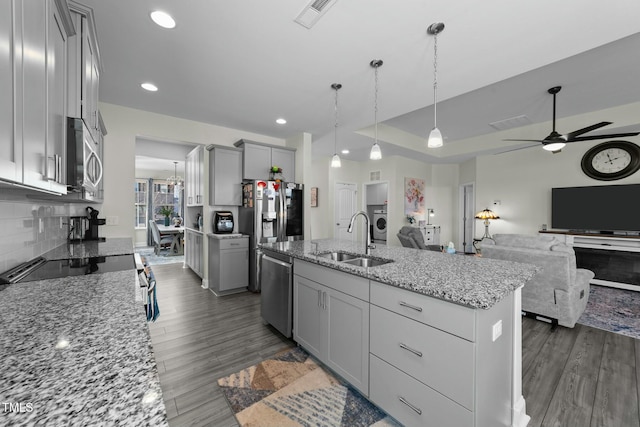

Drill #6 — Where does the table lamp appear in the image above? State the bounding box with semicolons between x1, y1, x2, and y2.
475;208;500;239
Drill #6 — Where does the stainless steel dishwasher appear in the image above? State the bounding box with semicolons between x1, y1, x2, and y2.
260;250;293;337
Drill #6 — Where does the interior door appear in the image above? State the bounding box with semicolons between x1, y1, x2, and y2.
334;182;357;240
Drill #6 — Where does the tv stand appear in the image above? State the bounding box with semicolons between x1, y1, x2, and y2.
540;231;640;291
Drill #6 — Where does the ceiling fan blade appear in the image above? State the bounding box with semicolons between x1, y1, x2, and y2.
565;121;612;140
494;143;539;154
568;131;640;142
502;139;544;142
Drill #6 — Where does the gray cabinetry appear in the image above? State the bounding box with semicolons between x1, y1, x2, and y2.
234;139;296;181
366;182;388;205
209;146;242;206
185;229;203;278
208;236;248;294
186;146;204;206
0;0;20;183
293;260;369;395
369;280;514;427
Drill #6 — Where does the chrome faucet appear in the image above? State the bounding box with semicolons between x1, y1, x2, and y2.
347;211;375;255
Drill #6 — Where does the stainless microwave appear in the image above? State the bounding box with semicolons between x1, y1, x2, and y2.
66;117;103;199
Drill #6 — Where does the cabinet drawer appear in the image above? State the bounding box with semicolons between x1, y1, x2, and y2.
370;281;475;341
370;355;473;427
294;260;369;301
218;237;248;250
370;305;474;410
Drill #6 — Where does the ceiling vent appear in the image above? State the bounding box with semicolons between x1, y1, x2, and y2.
489;115;531;131
294;0;338;29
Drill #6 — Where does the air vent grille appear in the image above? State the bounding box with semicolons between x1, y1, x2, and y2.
489;115;531;131
370;171;381;181
295;0;338;29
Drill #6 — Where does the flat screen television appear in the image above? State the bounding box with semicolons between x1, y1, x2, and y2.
551;184;640;233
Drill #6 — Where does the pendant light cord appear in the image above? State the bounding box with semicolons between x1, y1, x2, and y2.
432;31;438;128
334;86;339;153
374;65;379;143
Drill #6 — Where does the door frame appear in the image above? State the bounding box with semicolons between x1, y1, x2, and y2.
458;181;476;253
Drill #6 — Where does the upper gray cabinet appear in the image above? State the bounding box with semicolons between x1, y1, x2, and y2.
186;145;205;206
0;0;74;193
0;0;20;183
209;145;242;206
67;2;101;143
234;139;296;182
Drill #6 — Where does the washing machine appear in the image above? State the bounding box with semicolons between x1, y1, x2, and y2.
372;209;387;242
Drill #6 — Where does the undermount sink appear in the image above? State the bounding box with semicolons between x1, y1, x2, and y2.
316;251;393;268
316;251;361;262
341;257;393;268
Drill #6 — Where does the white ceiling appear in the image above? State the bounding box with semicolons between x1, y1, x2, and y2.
80;0;640;165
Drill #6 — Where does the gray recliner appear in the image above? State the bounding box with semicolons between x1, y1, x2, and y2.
480;234;594;328
397;226;441;251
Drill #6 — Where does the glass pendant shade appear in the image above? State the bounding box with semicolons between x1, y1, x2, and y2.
370;143;382;160
543;141;566;152
331;153;341;168
427;127;443;148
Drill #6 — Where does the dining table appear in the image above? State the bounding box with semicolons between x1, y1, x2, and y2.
157;224;185;255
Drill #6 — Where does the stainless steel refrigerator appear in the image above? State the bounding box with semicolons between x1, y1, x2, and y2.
239;180;304;292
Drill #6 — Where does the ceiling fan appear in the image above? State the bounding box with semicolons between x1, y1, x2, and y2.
504;86;640;153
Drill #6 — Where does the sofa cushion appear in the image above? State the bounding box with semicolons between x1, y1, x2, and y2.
493;234;559;250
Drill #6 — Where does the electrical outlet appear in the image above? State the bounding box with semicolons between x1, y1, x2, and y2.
39;218;44;233
60;217;64;229
492;320;503;342
106;216;119;226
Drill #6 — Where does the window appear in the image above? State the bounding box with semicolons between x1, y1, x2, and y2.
153;181;180;222
134;179;148;228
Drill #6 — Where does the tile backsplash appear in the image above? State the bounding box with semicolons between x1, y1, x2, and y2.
0;199;85;273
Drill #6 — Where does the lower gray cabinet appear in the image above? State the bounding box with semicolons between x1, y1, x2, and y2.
185;229;203;278
208;236;248;295
293;260;369;395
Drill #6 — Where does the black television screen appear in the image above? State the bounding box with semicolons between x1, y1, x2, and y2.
551;184;640;232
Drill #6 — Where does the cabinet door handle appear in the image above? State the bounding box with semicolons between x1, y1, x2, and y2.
399;301;423;312
399;343;423;358
318;289;321;308
323;291;326;310
398;396;422;415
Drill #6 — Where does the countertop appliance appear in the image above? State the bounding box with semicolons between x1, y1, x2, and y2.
0;254;135;284
66;117;103;202
372;209;387;242
260;250;293;337
213;211;234;234
239;180;303;292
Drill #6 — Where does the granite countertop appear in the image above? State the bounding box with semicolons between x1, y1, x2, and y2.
261;239;539;310
0;239;168;426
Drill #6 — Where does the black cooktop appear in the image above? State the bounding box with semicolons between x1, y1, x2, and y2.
13;254;135;283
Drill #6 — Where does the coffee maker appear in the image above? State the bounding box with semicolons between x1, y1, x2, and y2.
85;206;106;241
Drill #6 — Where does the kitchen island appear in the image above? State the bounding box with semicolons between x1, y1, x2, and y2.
261;239;538;427
0;239;167;426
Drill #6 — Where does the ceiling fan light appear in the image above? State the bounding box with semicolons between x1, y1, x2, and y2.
331;153;341;168
427;127;443;148
543;141;566;152
370;143;382;160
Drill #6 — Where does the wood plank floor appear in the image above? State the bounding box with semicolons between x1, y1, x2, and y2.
149;263;640;427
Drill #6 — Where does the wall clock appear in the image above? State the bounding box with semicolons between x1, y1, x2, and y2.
580;140;640;181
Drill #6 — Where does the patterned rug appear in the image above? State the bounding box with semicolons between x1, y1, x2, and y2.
134;247;184;266
217;347;400;427
577;284;640;340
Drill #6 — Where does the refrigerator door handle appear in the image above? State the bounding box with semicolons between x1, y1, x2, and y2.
279;186;286;241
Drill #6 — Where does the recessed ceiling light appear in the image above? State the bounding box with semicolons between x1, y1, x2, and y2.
150;11;176;29
341;149;349;154
276;118;287;125
141;82;158;92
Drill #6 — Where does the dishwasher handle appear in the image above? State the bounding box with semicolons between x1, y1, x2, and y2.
262;254;292;270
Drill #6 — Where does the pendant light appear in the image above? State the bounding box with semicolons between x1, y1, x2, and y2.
166;161;183;187
427;22;445;148
369;59;383;160
331;83;342;168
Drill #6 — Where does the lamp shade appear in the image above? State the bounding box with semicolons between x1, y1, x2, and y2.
427;127;443;148
370;143;382;160
331;153;341;168
475;208;500;220
542;141;566;152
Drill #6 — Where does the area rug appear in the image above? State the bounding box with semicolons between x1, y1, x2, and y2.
134;247;184;266
577;284;640;340
217;347;400;427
